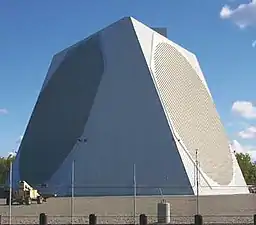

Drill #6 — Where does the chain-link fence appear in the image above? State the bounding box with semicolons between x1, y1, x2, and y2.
1;158;256;225
0;184;255;225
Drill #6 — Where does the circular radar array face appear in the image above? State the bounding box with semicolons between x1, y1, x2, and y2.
153;42;233;185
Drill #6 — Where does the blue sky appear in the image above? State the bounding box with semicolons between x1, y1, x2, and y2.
0;0;255;158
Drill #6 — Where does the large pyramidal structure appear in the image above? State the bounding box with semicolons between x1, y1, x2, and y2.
13;17;248;196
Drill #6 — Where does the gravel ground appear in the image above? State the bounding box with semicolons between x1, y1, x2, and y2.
0;194;255;224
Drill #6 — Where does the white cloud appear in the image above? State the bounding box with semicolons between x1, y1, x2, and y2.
0;108;8;115
252;40;256;47
232;101;256;119
231;140;256;161
220;0;256;28
238;126;256;139
231;140;245;153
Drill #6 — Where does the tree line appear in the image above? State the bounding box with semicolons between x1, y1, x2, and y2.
0;153;255;185
0;155;15;185
235;152;256;185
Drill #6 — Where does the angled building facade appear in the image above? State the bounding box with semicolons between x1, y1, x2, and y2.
12;17;248;196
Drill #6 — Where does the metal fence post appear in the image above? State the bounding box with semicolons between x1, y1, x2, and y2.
194;214;202;225
39;213;47;225
0;215;1;225
89;214;96;225
254;214;256;225
139;214;147;225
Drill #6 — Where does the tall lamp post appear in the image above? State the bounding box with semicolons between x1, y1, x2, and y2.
71;138;87;225
9;161;13;225
133;163;136;225
195;149;199;215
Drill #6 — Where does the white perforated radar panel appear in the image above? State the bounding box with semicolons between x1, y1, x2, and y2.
151;41;233;185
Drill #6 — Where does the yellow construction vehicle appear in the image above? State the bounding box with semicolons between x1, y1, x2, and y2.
5;180;45;205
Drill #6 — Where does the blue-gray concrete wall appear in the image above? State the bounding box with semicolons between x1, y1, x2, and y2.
14;17;193;196
18;34;104;184
44;18;193;196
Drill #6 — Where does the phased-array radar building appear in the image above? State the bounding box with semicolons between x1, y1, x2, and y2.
12;17;248;196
